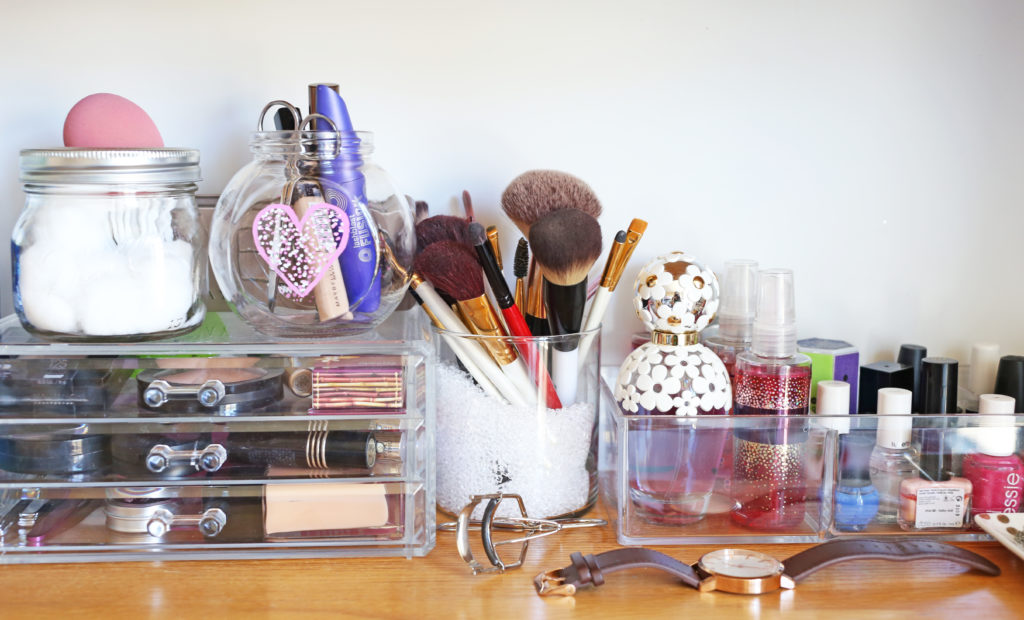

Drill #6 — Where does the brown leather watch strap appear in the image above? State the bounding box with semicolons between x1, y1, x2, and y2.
782;539;1001;582
534;548;700;596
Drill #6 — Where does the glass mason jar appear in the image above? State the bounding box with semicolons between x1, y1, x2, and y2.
209;130;414;338
432;326;601;519
13;148;205;341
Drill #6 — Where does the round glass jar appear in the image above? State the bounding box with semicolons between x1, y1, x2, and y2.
209;130;414;338
13;148;205;341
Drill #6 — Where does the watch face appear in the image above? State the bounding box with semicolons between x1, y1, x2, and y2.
698;549;784;579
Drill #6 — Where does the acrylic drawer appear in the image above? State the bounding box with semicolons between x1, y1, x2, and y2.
0;311;436;562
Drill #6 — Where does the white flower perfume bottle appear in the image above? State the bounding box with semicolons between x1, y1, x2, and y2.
614;252;732;524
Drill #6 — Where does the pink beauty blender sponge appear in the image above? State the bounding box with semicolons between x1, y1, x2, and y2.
63;93;164;148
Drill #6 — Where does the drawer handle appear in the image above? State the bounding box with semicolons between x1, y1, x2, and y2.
147;506;228;538
143;379;226;408
146;443;227;473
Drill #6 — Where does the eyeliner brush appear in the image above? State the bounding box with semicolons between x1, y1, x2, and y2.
468;223;562;408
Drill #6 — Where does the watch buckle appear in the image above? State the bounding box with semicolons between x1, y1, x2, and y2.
534;569;576;597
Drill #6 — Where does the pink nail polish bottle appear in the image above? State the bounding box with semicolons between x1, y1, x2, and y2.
962;394;1023;519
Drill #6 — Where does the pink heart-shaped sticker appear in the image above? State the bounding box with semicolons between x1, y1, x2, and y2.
252;202;351;299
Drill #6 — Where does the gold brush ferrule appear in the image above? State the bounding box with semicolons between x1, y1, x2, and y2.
601;218;648;291
527;259;546;319
408;274;443;328
486;226;502;270
457;296;518;366
514;278;526;313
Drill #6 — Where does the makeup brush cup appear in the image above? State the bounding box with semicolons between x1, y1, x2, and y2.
13;149;206;341
433;327;600;519
209;130;415;338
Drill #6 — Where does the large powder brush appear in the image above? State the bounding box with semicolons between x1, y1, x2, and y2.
500;170;603;235
529;208;603;405
501;169;603;337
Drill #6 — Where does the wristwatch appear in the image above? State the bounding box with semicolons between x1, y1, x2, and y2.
534;539;1000;596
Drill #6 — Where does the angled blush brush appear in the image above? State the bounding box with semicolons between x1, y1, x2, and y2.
529;209;603;406
414;242;538;406
468;223;562;409
415;215;472;251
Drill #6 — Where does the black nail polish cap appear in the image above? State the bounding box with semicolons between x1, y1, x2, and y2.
994;355;1024;413
921;357;958;414
897;344;927;412
858;362;914;413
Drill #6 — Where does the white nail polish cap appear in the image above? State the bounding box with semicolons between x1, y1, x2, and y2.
975;394;1018;457
876;387;912;448
815;380;850;434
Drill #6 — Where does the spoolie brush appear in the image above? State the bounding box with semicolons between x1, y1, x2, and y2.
529;208;603;405
415;242;538;406
513;238;529;315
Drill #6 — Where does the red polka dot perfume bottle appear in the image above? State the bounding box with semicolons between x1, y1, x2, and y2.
731;268;812;530
614;253;732;524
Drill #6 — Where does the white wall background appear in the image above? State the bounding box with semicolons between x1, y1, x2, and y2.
1;1;1022;369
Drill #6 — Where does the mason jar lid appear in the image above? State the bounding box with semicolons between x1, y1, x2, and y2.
20;148;201;184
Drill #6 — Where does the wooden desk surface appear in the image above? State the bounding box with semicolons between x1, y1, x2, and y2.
1;499;1021;619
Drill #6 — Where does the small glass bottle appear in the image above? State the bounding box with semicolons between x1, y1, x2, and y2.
816;381;880;532
615;253;732;524
731;268;812;530
962;394;1024;519
869;388;919;523
703;259;758;387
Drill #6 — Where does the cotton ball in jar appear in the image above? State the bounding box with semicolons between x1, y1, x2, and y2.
16;243;85;333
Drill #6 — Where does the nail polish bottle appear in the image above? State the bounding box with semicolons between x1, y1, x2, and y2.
868;388;919;523
960;343;1000;413
962;394;1023;519
898;475;972;531
897;344;927;412
703;259;758;388
918;357;959;481
818;381;879;532
994;355;1024;413
857;361;914;414
731;269;812;530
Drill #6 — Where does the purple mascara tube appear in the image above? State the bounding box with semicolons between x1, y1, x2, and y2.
310;83;381;313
